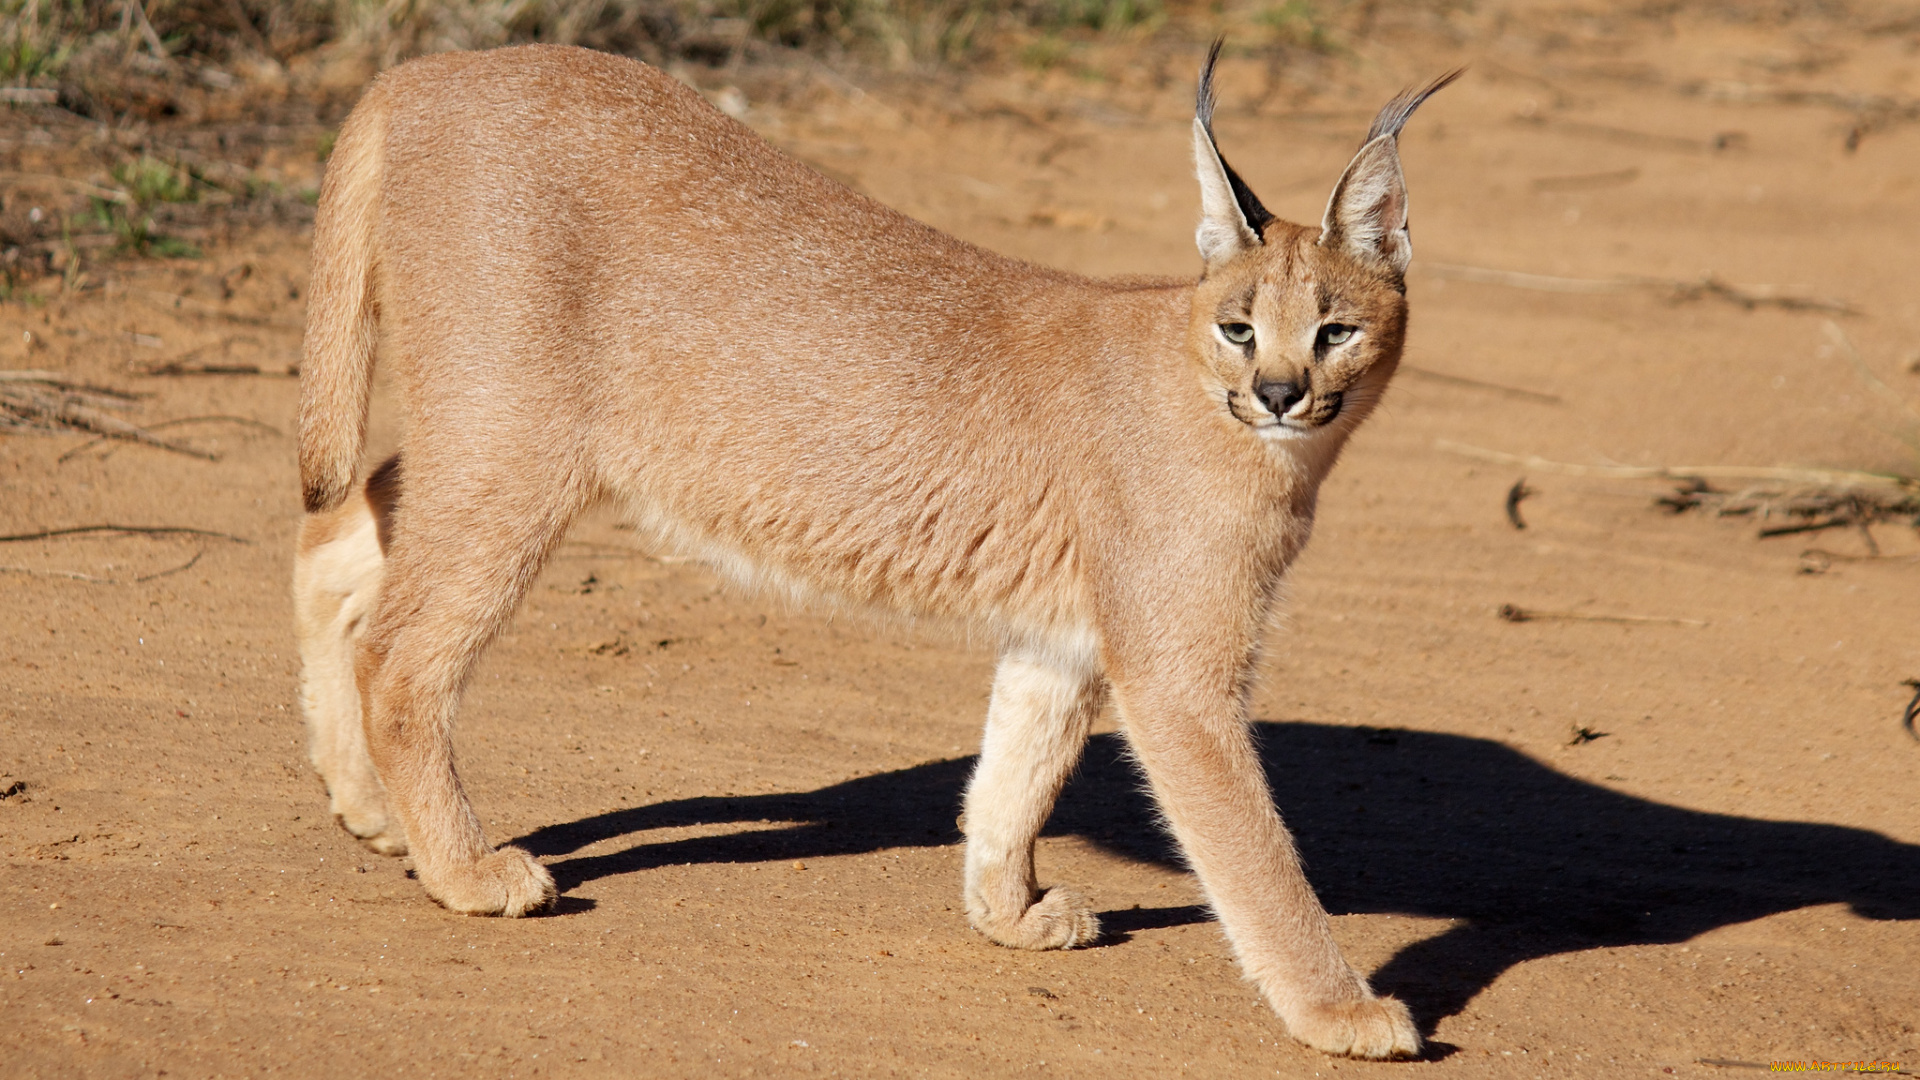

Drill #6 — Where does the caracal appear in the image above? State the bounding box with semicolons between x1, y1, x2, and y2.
293;42;1455;1059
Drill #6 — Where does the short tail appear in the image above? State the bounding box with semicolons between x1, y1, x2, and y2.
299;89;389;515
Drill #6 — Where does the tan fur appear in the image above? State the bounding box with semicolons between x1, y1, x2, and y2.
293;43;1453;1058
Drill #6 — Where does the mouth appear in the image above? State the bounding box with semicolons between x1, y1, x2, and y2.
1228;388;1344;436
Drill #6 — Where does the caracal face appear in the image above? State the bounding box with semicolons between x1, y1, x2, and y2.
1192;227;1408;445
1186;47;1432;452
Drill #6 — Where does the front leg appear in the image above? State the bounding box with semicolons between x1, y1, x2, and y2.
1109;658;1419;1059
961;644;1104;950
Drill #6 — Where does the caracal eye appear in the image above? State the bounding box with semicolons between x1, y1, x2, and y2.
1219;322;1255;346
1318;324;1356;348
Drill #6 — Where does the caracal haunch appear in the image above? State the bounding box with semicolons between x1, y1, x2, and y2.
293;42;1456;1059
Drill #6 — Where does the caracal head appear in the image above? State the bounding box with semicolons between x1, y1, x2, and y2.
1188;44;1460;444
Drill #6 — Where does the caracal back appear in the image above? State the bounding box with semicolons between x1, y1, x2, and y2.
295;42;1455;1059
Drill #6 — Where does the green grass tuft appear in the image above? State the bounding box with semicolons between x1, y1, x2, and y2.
112;157;199;206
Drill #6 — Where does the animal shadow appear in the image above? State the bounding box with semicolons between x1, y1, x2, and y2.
513;722;1920;1028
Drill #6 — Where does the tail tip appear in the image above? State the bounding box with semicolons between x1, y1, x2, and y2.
303;477;348;515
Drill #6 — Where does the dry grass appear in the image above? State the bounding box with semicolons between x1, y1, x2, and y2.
0;0;1449;122
0;0;1436;289
1;0;1171;102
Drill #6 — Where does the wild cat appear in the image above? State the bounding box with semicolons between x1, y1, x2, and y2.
293;41;1455;1058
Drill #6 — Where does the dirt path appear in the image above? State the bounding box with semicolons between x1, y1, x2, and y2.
4;8;1919;1078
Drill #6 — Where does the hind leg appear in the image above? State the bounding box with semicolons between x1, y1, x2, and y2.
961;643;1105;949
356;451;588;917
294;487;404;854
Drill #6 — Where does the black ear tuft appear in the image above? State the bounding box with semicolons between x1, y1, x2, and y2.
1196;39;1275;237
1194;38;1225;130
1363;68;1465;146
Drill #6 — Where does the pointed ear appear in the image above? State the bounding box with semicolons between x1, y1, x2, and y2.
1319;135;1412;276
1318;69;1462;278
1193;40;1273;267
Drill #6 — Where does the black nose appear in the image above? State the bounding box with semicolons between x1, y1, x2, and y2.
1257;379;1307;418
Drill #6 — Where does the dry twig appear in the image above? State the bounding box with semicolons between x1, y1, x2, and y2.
0;548;206;585
0;370;143;401
1659;478;1918;540
58;415;281;463
1498;604;1706;627
1417;262;1855;315
1;378;218;460
1399;365;1562;404
132;358;297;377
1505;478;1534;530
0;524;248;544
1436;440;1914;492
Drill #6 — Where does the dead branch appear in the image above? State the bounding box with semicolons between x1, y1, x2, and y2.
0;370;145;402
0;564;115;583
57;414;281;462
1416;262;1855;315
1661;477;1917;542
134;549;205;581
1399;365;1563;404
1435;440;1914;492
1498;603;1706;627
148;415;281;436
1756;519;1852;539
1419;262;1627;295
0;524;248;544
0;383;218;459
127;334;297;378
0;547;203;585
1669;276;1855;315
132;358;297;377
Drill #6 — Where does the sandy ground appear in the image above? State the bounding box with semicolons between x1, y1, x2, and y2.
4;5;1919;1077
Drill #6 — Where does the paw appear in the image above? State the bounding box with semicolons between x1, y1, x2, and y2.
331;801;408;856
1285;995;1420;1060
353;827;409;857
968;886;1101;950
422;846;557;918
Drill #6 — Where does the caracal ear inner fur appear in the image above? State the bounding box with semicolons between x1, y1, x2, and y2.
292;43;1457;1062
1319;68;1464;279
1192;40;1275;267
